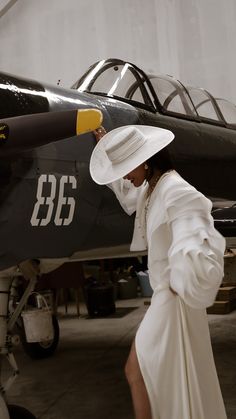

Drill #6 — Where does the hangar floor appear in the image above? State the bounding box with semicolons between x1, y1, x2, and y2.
4;298;236;419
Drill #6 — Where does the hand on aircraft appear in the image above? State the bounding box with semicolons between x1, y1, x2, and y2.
94;125;107;142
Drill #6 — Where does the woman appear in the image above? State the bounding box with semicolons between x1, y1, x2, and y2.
90;125;227;419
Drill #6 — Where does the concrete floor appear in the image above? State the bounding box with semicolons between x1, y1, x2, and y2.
4;298;236;419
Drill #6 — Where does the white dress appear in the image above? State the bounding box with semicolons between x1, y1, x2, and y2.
110;170;227;419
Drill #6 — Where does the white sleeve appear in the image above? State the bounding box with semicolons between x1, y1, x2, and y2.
107;178;142;215
164;181;226;309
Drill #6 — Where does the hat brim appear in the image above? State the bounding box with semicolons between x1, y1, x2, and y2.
90;125;174;185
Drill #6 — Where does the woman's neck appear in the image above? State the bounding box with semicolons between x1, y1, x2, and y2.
147;169;162;196
147;169;173;197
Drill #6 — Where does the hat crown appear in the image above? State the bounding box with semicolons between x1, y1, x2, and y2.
106;126;146;164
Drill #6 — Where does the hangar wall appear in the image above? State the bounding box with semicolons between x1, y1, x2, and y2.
0;0;235;103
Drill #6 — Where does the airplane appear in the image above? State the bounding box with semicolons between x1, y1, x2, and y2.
0;57;236;418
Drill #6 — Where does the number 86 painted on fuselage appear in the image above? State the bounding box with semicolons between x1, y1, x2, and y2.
30;174;77;227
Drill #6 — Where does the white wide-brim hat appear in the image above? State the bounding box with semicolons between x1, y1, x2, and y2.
90;125;175;185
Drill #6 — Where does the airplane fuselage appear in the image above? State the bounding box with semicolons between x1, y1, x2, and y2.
0;66;236;270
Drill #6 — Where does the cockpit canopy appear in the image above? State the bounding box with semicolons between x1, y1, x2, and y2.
72;58;236;128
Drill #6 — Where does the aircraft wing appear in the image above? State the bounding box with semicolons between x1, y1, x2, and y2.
0;108;103;155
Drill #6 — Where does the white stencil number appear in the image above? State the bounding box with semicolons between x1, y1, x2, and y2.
31;174;77;226
54;176;77;226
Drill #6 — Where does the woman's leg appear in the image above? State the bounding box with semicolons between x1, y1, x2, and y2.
125;341;152;419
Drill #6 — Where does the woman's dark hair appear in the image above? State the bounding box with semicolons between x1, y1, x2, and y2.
146;147;174;177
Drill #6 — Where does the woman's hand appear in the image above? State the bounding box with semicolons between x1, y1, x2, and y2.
93;126;107;142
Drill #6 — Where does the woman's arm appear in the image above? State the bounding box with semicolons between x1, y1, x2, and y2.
92;126;140;215
168;214;225;309
160;173;225;308
167;188;225;308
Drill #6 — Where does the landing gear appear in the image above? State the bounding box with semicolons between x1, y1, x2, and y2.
9;266;59;360
0;261;55;419
8;404;36;419
21;314;59;359
0;275;36;419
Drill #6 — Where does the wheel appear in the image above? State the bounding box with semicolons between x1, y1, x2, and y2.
8;404;36;419
21;315;60;359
